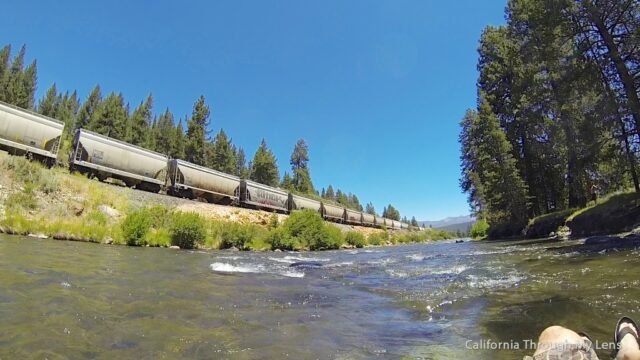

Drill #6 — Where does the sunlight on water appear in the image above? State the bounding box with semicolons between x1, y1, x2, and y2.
1;235;639;359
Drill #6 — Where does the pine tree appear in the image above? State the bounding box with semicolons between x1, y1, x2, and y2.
38;83;59;117
2;45;37;109
185;95;210;165
235;147;249;178
411;216;418;227
281;172;293;190
209;129;236;173
76;85;102;130
153;108;176;155
173;119;186;159
365;202;376;215
460;92;528;229
87;92;128;140
250;139;279;187
127;95;153;146
0;45;10;100
21;59;37;109
383;205;400;220
290;139;314;194
325;185;335;200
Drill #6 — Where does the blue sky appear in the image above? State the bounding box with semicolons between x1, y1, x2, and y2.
3;0;506;221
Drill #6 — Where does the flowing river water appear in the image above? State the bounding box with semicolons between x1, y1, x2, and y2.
1;234;639;359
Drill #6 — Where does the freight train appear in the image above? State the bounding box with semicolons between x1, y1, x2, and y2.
0;100;410;230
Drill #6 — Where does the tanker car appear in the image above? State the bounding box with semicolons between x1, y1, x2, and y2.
0;100;411;230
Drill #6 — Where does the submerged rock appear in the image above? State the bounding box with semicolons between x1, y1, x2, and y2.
289;261;323;269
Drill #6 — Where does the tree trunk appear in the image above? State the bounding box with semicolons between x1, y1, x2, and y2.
588;6;640;134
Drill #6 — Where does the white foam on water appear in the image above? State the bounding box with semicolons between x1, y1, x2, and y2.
325;261;354;268
406;254;424;261
60;281;71;288
430;265;468;275
210;262;262;274
210;262;305;279
467;274;524;289
283;255;330;262
281;270;305;278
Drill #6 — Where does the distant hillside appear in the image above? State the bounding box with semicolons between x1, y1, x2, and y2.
419;215;474;229
436;221;474;234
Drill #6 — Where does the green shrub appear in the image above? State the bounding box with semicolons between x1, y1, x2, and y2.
312;224;344;251
268;210;344;251
268;213;279;229
345;231;366;248
367;231;388;246
220;223;260;250
470;219;490;239
144;228;172;247
170;212;206;249
266;226;298;251
121;210;153;246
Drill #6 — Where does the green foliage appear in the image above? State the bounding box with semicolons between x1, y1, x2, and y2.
266;226;297;251
185;95;210;166
126;95;153;146
5;185;37;212
345;231;366;248
208;129;237;174
121;210;153;246
367;231;388;246
290;139;314;194
0;45;37;109
219;222;263;250
470;219;489;239
267;209;344;251
1;156;59;195
75;85;102;130
382;204;400;221
170;212;206;249
87;92;128;140
461;0;640;239
268;213;279;229
250;139;280;187
120;206;171;246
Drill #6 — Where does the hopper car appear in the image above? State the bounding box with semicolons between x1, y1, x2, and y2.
0;101;411;230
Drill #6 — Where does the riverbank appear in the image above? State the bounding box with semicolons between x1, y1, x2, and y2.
0;152;451;250
522;190;640;240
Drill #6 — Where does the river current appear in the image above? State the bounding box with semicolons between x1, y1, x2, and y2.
1;235;639;359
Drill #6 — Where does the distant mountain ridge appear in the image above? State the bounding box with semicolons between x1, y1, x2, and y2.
419;215;475;229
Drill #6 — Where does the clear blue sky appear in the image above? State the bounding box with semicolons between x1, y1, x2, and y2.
3;0;506;221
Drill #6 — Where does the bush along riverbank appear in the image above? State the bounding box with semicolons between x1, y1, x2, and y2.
0;153;452;250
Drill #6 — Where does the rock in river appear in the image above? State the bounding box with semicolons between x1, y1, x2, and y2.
289;261;323;269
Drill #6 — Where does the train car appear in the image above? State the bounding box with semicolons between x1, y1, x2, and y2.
239;179;289;213
374;216;387;227
0;101;64;164
167;159;240;204
362;212;375;226
322;202;345;222
401;222;409;230
345;209;363;225
289;194;322;213
70;129;168;192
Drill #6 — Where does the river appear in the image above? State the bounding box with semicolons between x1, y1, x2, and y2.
1;234;638;359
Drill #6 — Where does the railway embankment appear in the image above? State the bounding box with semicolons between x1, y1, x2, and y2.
0;152;450;250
